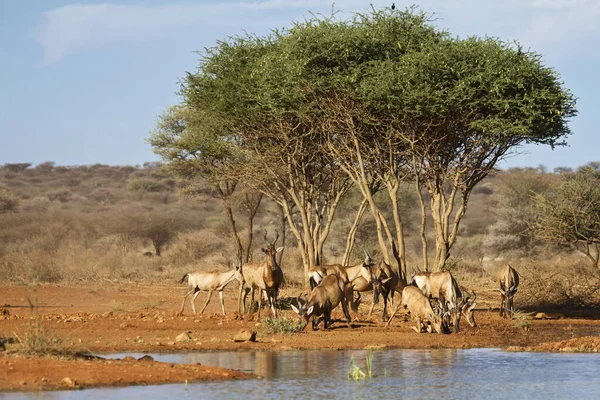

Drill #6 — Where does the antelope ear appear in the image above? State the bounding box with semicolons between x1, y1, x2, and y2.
428;312;435;320
276;246;284;253
306;305;314;316
291;304;300;314
469;302;477;310
382;277;392;284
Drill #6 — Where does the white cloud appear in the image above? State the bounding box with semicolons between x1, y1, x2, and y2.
33;0;600;65
34;1;356;65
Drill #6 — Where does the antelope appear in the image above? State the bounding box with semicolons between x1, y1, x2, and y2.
239;231;283;320
178;260;244;316
290;274;352;330
262;230;284;319
307;252;375;320
238;262;267;315
385;285;446;333
366;261;406;321
459;290;478;327
497;264;519;318
411;271;464;332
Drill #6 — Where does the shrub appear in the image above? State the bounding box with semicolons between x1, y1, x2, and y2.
0;184;19;213
127;178;164;192
262;317;304;334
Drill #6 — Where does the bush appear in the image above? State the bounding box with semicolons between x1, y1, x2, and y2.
0;184;19;213
262;317;304;334
127;178;164;192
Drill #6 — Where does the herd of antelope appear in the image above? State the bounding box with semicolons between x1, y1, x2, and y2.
177;231;521;334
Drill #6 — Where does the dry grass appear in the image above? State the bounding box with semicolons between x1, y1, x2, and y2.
2;163;600;311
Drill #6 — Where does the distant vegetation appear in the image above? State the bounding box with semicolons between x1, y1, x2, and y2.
1;161;600;308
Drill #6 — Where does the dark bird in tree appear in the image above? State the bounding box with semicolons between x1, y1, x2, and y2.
391;3;395;10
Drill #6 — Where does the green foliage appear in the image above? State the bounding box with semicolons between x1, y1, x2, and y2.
262;317;304;334
348;350;374;381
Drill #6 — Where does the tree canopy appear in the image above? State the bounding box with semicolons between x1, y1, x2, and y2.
151;6;577;280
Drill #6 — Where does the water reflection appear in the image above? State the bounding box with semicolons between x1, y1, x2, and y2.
3;349;600;399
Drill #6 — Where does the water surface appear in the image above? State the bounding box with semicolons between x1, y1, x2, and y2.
4;348;600;399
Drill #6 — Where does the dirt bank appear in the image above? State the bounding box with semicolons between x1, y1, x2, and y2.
2;283;600;391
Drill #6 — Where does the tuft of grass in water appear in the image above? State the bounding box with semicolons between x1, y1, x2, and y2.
263;317;304;334
348;350;374;381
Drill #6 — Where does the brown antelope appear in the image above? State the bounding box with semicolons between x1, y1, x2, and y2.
459;290;477;327
178;260;244;316
290;274;352;330
308;251;374;288
238;262;267;315
307;252;375;320
366;261;406;321
386;285;446;333
238;231;283;320
262;230;284;319
497;264;519;318
411;271;466;332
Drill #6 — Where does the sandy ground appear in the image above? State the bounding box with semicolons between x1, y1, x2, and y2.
1;283;600;391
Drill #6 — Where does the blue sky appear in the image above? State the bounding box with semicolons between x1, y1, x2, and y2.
1;0;598;170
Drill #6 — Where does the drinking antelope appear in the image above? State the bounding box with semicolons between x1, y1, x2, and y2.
178;260;244;316
386;285;446;333
497;264;519;318
411;271;466;332
290;274;352;330
366;261;406;321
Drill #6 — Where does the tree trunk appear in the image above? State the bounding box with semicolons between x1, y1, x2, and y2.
342;198;368;266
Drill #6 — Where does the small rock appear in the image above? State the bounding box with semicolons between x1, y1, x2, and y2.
122;356;136;361
243;314;254;322
41;378;48;383
137;355;154;362
533;312;547;320
0;339;5;352
233;329;257;342
175;332;191;342
102;311;113;318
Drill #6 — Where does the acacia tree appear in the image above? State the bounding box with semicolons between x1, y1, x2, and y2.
533;168;600;269
168;32;355;286
150;104;262;262
356;35;577;270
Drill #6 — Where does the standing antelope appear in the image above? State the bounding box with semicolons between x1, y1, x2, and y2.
178;260;244;316
291;274;352;330
307;252;375;320
385;286;446;333
262;230;284;319
497;264;519;318
411;271;466;332
239;231;283;320
367;261;406;321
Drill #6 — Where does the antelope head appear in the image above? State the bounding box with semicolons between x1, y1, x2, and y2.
233;256;245;284
290;293;312;328
370;264;391;305
262;230;284;269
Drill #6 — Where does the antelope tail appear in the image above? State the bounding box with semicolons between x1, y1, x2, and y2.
179;273;189;284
